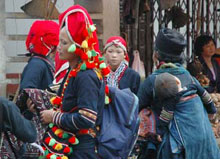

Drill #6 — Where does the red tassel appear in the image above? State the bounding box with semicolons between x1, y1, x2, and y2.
86;61;95;69
68;136;76;144
102;67;110;76
88;38;96;47
58;132;63;138
74;48;83;57
45;137;51;144
63;147;71;153
70;70;77;77
105;85;109;94
52;143;57;149
81;53;88;60
46;153;52;159
57;157;62;159
53;97;62;105
52;126;58;132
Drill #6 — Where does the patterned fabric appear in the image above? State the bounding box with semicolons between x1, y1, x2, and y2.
159;109;174;123
138;108;156;138
106;60;128;88
4;88;53;158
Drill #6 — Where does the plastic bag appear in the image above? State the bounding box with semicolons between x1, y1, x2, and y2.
131;50;146;80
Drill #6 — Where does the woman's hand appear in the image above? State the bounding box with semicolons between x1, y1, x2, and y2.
40;109;55;124
26;98;36;113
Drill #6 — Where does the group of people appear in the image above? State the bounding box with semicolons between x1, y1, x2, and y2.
0;4;220;159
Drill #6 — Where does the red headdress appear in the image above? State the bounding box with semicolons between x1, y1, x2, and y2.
26;20;59;56
59;5;100;53
104;36;129;62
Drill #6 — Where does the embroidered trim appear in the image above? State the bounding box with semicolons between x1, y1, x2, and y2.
159;109;174;123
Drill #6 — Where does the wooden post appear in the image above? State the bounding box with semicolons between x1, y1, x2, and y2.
102;0;120;43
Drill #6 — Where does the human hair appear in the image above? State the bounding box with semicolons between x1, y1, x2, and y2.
154;72;179;100
156;51;185;64
194;35;216;57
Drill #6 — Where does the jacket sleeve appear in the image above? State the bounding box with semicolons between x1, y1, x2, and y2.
137;76;155;112
1;97;37;143
53;71;101;132
188;84;216;114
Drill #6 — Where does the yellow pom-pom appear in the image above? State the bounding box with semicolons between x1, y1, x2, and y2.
54;129;63;136
81;40;88;49
54;143;63;151
61;156;68;159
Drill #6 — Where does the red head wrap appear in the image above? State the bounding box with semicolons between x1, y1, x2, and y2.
26;20;59;56
104;36;129;62
59;5;100;53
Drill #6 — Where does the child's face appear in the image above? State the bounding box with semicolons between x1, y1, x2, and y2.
104;45;125;71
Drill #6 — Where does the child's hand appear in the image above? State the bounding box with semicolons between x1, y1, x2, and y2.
157;135;162;142
40;109;55;124
26;98;36;113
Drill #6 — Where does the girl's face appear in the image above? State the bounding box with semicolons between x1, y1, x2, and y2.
104;45;125;71
202;40;216;58
57;27;76;61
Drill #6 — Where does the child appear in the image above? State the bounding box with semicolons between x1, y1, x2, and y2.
154;72;219;159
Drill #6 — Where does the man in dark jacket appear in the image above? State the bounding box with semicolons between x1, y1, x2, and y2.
0;97;37;157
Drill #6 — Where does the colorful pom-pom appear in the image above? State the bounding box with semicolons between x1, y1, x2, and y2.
61;156;68;159
68;44;76;53
68;136;79;145
98;57;105;61
102;67;110;76
54;129;63;136
49;138;56;146
45;137;51;145
70;70;77;77
49;123;54;128
80;63;87;71
81;40;88;49
50;154;57;159
63;147;71;154
55;143;63;151
62;133;69;139
105;95;110;104
91;50;97;57
105;85;109;94
87;51;92;58
99;63;106;69
86;61;95;69
89;24;96;32
52;126;58;132
46;153;52;159
81;53;88;60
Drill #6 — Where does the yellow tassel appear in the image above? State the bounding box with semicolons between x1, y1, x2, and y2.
54;143;63;151
61;156;68;159
54;129;63;136
81;40;88;49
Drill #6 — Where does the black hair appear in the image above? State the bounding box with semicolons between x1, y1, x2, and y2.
194;35;216;57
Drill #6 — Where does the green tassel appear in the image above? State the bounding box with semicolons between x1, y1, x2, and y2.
99;63;106;69
49;123;54;128
50;154;57;159
105;96;109;104
62;133;69;139
44;150;49;156
87;51;92;58
89;24;96;32
91;50;97;57
68;147;73;155
49;138;56;146
73;138;79;145
98;57;105;61
68;44;76;52
80;63;87;71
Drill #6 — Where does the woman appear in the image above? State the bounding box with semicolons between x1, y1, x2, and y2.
40;5;109;159
103;36;140;94
20;20;59;91
194;35;220;93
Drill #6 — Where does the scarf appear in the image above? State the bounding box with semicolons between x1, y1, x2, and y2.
106;60;128;88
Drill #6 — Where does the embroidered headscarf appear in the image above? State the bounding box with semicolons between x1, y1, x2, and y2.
104;36;129;62
26;20;59;56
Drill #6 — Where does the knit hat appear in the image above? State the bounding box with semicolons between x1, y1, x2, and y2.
104;36;129;62
26;20;59;56
154;72;179;100
155;28;186;58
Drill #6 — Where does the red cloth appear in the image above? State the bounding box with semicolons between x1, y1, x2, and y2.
104;36;129;62
59;5;100;53
26;20;59;56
